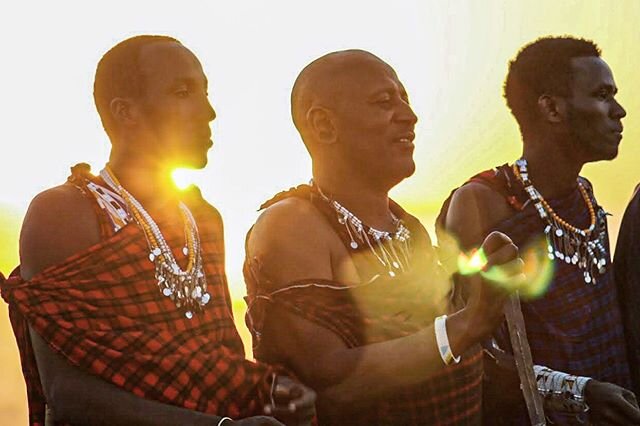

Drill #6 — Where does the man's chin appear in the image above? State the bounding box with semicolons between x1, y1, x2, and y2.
386;162;416;188
175;155;209;170
586;148;619;163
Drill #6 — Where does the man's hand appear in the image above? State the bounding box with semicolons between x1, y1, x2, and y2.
264;376;316;426
463;231;524;338
585;380;640;425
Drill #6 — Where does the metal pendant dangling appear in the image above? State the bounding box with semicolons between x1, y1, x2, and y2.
513;158;608;285
313;181;411;277
100;166;211;317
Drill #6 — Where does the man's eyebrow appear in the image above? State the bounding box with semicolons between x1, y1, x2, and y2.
369;86;408;99
172;76;208;88
595;83;618;94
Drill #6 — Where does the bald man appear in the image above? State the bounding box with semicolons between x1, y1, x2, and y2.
242;49;524;425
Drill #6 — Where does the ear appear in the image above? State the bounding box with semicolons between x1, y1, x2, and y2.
109;97;140;128
306;106;337;145
537;94;568;124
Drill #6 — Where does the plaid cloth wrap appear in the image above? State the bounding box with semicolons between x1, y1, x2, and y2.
437;165;631;425
1;171;284;426
613;184;640;397
244;185;483;426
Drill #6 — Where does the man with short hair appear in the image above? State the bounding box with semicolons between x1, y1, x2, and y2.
438;36;640;425
1;35;314;426
243;49;523;425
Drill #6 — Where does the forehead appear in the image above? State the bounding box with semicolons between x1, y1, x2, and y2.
343;58;402;91
570;56;615;91
138;41;206;87
326;57;405;105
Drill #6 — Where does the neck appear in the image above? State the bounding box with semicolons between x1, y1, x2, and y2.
107;152;180;216
521;134;583;199
313;166;396;232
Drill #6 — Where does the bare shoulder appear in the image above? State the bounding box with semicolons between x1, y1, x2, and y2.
445;182;513;249
247;196;336;286
20;184;101;280
184;185;224;227
192;196;224;234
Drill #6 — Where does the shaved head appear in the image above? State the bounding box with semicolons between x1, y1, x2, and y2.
291;49;396;141
289;49;417;189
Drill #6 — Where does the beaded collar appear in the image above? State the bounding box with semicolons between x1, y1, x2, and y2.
513;158;608;285
312;180;412;278
100;166;210;318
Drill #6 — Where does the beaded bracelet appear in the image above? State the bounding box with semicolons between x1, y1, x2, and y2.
534;365;591;416
435;315;461;365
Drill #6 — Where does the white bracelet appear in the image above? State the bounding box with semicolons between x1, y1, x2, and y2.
217;416;233;426
533;365;591;414
434;315;461;365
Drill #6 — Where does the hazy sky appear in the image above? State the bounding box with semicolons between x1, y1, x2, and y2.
2;0;639;299
3;2;640;423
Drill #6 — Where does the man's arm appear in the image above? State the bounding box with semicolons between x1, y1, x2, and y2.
445;182;640;425
30;327;280;426
247;197;519;418
18;186;292;426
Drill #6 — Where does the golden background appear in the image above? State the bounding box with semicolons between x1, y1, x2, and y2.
2;1;639;423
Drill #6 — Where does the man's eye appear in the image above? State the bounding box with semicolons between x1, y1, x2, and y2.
597;90;609;100
175;89;189;98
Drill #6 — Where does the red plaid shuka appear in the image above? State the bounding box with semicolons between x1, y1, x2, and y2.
244;185;483;426
1;168;284;426
437;165;631;425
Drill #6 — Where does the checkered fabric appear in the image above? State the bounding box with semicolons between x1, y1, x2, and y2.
1;171;283;426
244;185;483;425
437;165;631;425
613;184;640;397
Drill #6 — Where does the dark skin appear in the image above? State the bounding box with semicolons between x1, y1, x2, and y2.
246;51;524;421
20;40;314;426
444;56;640;425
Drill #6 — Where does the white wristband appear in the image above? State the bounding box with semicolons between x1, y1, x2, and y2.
435;315;461;365
217;417;233;426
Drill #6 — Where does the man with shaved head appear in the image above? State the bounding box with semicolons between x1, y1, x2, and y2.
243;49;524;424
1;35;315;426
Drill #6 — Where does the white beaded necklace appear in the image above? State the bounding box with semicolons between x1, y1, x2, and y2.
100;166;210;318
313;181;411;277
513;158;608;285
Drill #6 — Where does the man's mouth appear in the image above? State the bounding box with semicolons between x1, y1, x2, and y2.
395;131;415;144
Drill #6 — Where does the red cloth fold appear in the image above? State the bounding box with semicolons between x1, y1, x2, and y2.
244;184;483;425
2;197;283;425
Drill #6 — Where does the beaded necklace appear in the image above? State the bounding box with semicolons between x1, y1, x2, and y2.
512;158;608;285
100;166;210;318
313;181;411;277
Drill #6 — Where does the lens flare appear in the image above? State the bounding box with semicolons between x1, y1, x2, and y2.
455;235;554;300
457;248;488;275
171;168;196;190
518;236;555;299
